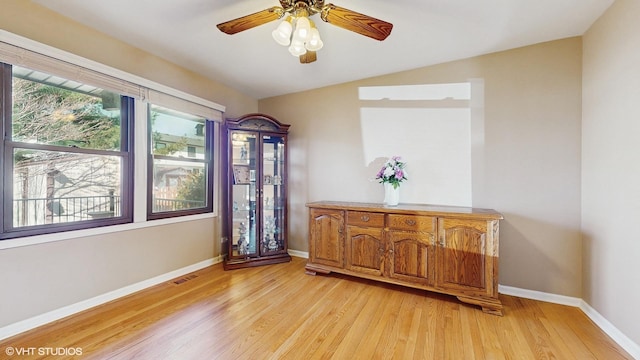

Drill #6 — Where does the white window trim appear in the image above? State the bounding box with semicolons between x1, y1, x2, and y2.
0;30;224;250
134;99;149;223
0;213;216;250
0;30;225;115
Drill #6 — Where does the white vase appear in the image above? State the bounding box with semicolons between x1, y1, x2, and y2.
383;183;400;206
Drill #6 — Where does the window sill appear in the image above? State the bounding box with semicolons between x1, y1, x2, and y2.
0;212;217;250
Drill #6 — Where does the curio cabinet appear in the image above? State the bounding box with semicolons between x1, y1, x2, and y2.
223;114;291;269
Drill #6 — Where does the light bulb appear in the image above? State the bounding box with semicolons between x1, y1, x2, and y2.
272;17;293;46
293;16;311;42
305;28;323;51
288;39;307;56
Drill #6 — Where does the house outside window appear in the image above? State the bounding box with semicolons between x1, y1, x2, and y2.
1;64;133;239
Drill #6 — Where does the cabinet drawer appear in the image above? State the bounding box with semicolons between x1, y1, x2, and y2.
347;211;385;228
388;214;435;232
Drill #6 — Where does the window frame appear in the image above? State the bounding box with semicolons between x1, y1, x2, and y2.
1;62;135;240
146;104;215;220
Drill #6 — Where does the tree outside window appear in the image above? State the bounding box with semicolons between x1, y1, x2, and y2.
2;64;132;238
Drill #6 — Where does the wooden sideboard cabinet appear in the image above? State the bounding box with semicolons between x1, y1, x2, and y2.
306;201;504;315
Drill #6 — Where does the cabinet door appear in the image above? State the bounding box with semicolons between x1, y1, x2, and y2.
229;131;258;258
387;230;435;286
309;208;344;268
346;226;385;276
260;134;287;255
436;218;497;298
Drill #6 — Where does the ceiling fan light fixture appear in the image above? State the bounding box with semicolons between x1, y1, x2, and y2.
272;16;293;46
218;0;392;64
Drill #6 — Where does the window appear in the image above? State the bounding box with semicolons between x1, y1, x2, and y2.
147;103;213;219
0;34;224;243
1;64;133;239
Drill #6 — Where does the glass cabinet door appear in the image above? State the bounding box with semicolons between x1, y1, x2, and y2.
230;131;257;257
261;134;286;254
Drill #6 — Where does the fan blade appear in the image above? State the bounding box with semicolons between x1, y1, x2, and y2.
217;7;284;35
299;51;317;64
321;4;393;41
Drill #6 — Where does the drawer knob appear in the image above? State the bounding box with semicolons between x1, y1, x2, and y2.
405;219;416;226
361;215;370;222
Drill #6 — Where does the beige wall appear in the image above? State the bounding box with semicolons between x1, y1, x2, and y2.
0;0;257;328
583;0;640;346
260;37;584;297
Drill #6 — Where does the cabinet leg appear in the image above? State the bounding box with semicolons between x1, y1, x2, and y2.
457;296;503;316
305;263;331;276
481;306;504;316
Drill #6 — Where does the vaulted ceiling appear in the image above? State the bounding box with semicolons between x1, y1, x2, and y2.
35;0;613;99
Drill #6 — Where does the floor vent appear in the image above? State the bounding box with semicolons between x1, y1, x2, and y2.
172;274;198;285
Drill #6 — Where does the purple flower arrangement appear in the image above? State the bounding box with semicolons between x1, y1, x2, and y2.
375;156;407;189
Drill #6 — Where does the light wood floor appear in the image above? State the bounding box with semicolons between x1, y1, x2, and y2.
0;256;632;359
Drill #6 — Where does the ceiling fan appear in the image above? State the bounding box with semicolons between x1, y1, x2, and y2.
216;0;393;64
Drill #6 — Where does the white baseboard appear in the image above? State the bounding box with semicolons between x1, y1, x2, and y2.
500;285;639;359
288;249;309;259
498;284;583;307
579;300;640;359
0;256;221;341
